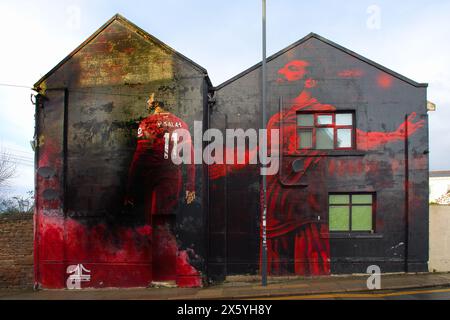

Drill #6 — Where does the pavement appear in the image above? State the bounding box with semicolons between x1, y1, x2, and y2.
1;272;450;300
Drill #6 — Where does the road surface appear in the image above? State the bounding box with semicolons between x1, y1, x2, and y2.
257;287;450;300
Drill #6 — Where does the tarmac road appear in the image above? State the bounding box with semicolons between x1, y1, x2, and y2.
258;287;450;300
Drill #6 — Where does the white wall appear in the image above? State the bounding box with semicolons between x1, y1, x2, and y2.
429;205;450;272
430;177;450;202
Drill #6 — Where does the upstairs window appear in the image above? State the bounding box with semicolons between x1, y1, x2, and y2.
297;113;355;150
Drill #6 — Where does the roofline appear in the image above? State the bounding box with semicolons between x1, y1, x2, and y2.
214;32;428;91
430;171;450;177
34;14;209;89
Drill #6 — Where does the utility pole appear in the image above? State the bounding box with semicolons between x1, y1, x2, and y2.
261;0;268;287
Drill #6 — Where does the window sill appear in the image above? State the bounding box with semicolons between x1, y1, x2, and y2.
284;150;366;157
322;233;383;240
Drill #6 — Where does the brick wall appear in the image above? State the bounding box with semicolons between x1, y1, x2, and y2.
0;213;34;288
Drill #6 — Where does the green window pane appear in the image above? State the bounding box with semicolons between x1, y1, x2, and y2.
336;114;353;126
329;206;350;231
329;195;350;205
337;129;352;148
316;128;334;149
352;206;373;231
352;194;373;204
298;129;313;149
298;114;314;127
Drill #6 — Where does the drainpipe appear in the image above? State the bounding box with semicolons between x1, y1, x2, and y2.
62;88;69;280
404;114;409;273
63;88;69;216
224;114;229;279
32;92;41;290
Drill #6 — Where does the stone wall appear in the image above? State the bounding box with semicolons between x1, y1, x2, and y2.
0;213;34;288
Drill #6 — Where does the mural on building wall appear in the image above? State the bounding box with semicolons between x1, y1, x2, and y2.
125;93;196;216
34;16;429;287
36;93;202;288
35;95;202;288
124;93;196;282
34;16;206;289
209;59;425;276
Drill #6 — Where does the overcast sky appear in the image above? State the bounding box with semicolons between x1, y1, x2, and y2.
0;0;449;196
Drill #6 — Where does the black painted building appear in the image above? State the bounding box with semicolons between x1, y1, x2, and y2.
207;33;429;281
34;15;428;288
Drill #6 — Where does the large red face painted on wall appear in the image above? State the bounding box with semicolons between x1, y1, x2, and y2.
278;60;309;81
278;60;318;90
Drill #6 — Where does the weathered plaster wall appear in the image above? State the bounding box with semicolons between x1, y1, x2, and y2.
429;205;450;272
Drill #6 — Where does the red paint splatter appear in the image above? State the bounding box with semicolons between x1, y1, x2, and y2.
137;225;152;236
377;73;394;89
338;69;364;78
176;250;203;288
307;194;320;212
37;215;153;288
305;78;318;88
356;113;424;150
292;91;336;112
152;222;177;282
36;215;201;288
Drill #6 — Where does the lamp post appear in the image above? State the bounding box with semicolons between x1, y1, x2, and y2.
261;0;268;287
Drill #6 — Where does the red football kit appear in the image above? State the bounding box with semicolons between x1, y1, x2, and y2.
125;111;196;282
126;112;195;222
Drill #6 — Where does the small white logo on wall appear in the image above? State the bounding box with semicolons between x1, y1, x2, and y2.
66;264;91;290
366;265;381;290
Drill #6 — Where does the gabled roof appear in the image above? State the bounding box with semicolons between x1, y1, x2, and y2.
214;32;428;90
430;171;450;178
34;14;211;89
